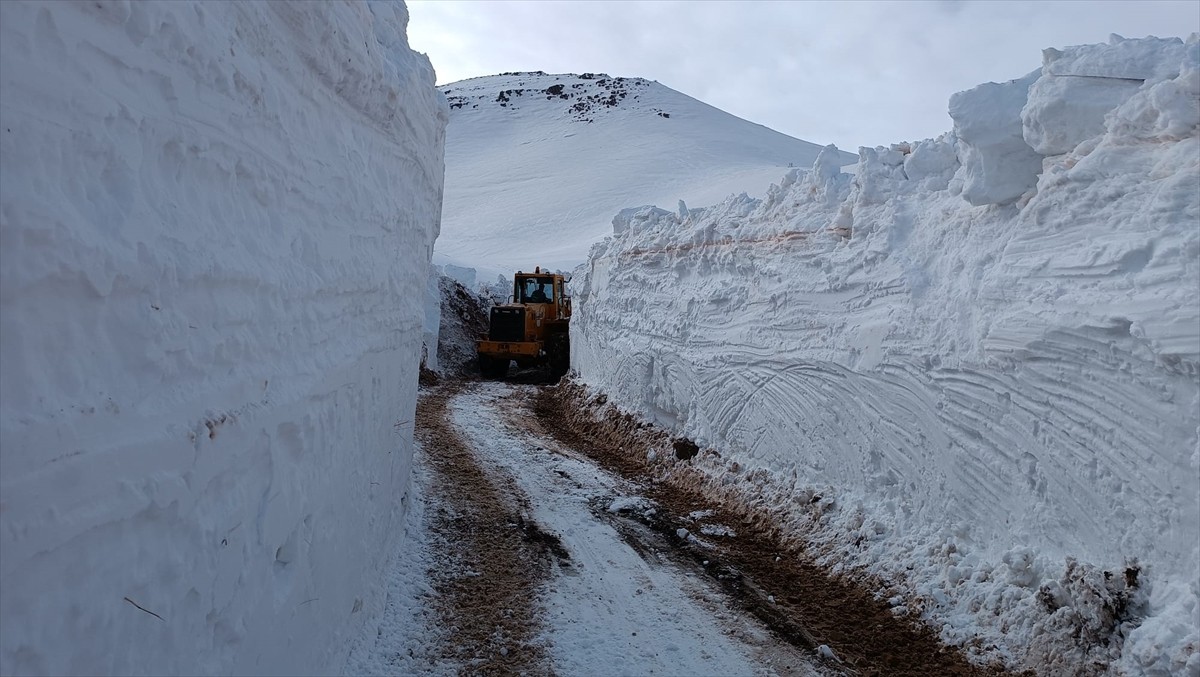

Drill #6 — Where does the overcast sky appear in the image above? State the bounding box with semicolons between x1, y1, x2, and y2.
406;0;1198;150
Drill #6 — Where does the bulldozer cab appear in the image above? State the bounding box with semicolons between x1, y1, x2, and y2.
516;276;555;304
513;268;571;319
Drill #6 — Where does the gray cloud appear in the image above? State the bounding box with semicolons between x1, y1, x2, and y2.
408;0;1199;150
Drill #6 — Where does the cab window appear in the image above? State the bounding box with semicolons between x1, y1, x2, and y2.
518;277;555;303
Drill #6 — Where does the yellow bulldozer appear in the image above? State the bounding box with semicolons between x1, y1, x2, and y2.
477;267;571;380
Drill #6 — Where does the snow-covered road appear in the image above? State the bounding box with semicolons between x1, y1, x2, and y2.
348;379;1000;676
454;382;822;677
348;381;827;676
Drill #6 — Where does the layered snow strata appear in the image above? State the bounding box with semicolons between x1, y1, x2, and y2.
0;1;446;674
574;35;1198;674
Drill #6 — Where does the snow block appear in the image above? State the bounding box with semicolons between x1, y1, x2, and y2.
612;205;679;236
1103;33;1200;144
1022;35;1191;156
949;71;1043;206
0;1;446;674
902;135;958;191
1022;71;1143;156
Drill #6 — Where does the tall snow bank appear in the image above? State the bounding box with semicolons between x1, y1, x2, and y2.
0;2;446;674
574;35;1198;674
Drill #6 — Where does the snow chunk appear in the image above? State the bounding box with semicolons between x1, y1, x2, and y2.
1023;75;1142;156
816;644;841;662
1104;34;1200;144
612;205;679;236
902;134;958;191
1042;33;1190;81
1117;577;1200;675
1023;35;1192;155
607;495;653;514
813;143;844;182
1002;547;1041;588
949;71;1043;205
699;524;737;538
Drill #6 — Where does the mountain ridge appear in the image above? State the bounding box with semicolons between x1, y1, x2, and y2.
433;71;856;283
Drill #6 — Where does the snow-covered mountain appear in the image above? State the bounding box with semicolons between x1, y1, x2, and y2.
0;2;445;674
434;71;855;283
572;34;1199;675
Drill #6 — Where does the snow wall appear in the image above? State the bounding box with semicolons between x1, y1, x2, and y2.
0;2;446;674
574;35;1199;675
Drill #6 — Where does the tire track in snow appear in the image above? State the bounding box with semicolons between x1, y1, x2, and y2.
413;383;556;676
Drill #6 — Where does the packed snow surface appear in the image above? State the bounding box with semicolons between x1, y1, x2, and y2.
435;71;855;284
0;1;446;674
573;34;1200;675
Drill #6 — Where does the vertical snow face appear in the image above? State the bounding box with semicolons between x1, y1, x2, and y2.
0;2;446;675
574;35;1198;674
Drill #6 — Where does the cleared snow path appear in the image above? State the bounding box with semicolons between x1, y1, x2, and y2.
348;377;1009;676
350;381;827;676
347;383;556;676
451;382;824;677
